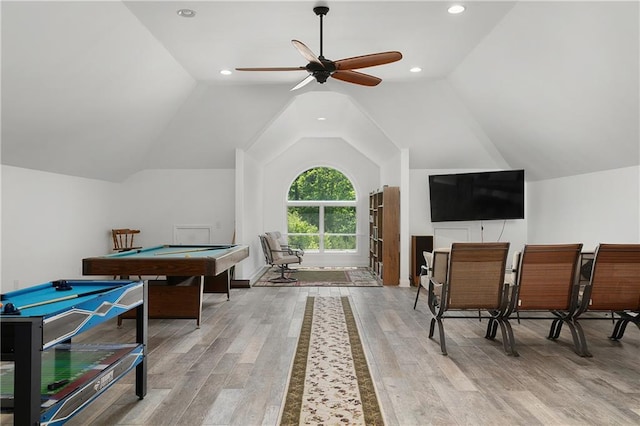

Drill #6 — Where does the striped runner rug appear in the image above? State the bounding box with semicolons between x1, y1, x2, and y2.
280;296;384;425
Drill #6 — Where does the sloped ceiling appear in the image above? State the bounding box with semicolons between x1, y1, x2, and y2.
1;1;638;182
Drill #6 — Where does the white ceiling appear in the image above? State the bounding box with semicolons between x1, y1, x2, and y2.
1;1;638;182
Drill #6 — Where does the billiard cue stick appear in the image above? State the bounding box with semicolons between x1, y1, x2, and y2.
17;287;118;311
153;247;216;256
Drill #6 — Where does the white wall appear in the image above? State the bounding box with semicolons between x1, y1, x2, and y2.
115;169;236;250
1;165;118;289
2;166;241;290
258;137;380;268
527;166;640;251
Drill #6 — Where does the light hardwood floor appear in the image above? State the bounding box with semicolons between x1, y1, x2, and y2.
5;286;640;425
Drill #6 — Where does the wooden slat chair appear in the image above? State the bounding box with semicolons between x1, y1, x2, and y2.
425;242;511;356
259;234;302;283
574;243;640;355
488;244;585;357
112;228;141;252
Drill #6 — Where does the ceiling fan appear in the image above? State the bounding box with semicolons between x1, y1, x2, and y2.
235;6;402;91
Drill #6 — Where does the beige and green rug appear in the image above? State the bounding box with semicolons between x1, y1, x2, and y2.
254;267;380;287
280;296;384;425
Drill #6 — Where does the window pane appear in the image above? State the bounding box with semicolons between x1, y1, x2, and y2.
324;207;356;233
325;235;356;250
289;234;320;250
288;207;320;250
288;167;355;201
288;206;319;230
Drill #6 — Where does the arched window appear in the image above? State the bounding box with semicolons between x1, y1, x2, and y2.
287;167;357;253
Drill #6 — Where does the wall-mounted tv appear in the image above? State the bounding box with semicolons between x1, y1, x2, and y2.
428;170;525;222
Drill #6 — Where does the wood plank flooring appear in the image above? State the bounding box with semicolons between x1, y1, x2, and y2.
4;286;640;425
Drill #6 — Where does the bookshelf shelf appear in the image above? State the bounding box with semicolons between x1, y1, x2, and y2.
368;186;400;285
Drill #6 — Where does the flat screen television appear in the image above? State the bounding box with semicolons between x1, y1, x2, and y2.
428;170;525;222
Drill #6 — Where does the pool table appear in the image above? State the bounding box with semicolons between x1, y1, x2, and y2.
82;244;249;326
1;279;147;426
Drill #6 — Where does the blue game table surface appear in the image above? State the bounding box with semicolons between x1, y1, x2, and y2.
1;280;139;318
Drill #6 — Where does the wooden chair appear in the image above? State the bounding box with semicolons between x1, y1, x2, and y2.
112;229;141;252
488;244;585;356
575;243;640;354
259;234;302;283
425;242;511;356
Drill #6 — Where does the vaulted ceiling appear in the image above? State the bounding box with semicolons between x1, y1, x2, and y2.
2;1;638;182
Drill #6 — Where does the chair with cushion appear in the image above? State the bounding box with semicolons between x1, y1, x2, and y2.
424;242;511;356
112;228;141;252
259;234;303;283
575;243;640;354
266;231;305;257
488;244;584;356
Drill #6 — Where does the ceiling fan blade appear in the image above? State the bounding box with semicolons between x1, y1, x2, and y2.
290;74;315;91
291;40;323;67
334;51;402;70
235;67;306;72
331;70;382;87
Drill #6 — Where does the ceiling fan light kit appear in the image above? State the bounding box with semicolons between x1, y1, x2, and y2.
235;6;402;90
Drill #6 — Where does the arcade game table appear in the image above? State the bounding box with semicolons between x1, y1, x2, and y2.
82;244;249;327
0;279;147;426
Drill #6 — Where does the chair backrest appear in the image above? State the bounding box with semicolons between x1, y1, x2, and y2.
259;235;274;265
514;244;583;310
112;229;140;251
264;233;285;261
587;244;640;311
422;251;433;278
507;251;522;285
432;249;450;284
445;242;510;310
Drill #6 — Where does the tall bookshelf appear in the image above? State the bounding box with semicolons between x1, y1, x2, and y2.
369;186;400;285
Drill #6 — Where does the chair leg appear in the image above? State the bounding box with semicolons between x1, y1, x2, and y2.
268;265;297;283
610;312;640;340
427;316;448;355
548;319;564;340
435;318;448;355
485;318;499;339
565;319;592;357
610;319;630;340
497;319;519;357
413;284;422;309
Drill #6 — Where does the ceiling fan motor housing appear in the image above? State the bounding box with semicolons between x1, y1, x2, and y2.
306;59;336;83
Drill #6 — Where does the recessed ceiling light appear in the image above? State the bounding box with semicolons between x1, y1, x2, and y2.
220;69;232;76
448;5;465;14
410;67;422;73
317;117;327;121
177;9;196;18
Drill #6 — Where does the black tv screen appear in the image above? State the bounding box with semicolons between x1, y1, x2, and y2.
429;170;525;222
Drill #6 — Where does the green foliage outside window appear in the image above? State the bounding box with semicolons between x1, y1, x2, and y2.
287;167;357;251
288;167;355;201
288;208;320;249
